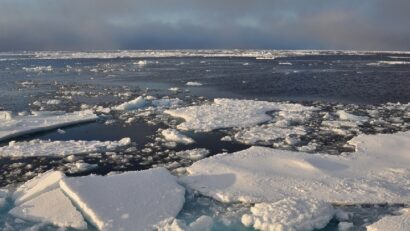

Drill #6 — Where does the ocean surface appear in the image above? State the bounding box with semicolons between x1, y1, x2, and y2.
0;50;409;230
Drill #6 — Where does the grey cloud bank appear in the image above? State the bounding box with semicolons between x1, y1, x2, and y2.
1;0;409;51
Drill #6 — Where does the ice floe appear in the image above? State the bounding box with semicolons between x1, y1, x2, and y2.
13;171;65;206
60;168;185;231
366;208;410;231
185;82;203;86
165;98;317;132
181;131;410;204
367;61;410;66
9;188;87;230
161;129;195;145
0;138;131;157
22;66;53;73
112;96;147;111
175;148;210;161
0;110;98;141
156;215;213;231
241;198;334;231
234;125;306;145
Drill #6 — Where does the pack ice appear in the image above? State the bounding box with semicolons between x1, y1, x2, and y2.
0;138;131;157
165;98;317;132
8;168;185;231
181;131;410;204
0;110;98;141
366;208;410;231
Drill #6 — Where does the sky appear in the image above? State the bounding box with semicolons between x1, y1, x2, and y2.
1;0;409;51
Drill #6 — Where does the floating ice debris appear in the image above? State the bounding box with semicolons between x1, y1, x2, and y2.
181;131;410;204
336;110;368;124
151;98;183;109
165;98;317;132
278;62;292;65
22;66;53;73
0;138;131;157
185;82;203;86
161;129;195;145
113;96;146;111
367;61;410;66
0;110;98;141
366;208;410;231
156;215;213;231
13;171;64;206
9;188;87;230
45;99;62;105
60;168;185;231
169;87;180;92
134;60;147;66
234;125;306;145
241;198;334;231
175;148;210;161
65;162;99;174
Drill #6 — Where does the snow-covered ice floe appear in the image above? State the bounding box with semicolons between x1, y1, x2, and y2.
8;168;185;231
60;168;185;231
367;61;410;66
366;208;410;231
161;129;195;145
181;131;410;204
0;110;98;141
241;198;334;231
112;96;147;111
0;138;131;157
165;98;317;132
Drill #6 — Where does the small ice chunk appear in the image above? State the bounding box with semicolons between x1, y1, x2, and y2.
161;129;195;145
60;168;185;231
9;188;87;230
113;96;146;111
0;111;13;121
156;216;213;231
185;82;203;86
169;87;180;92
0;110;98;141
0;138;131;157
366;208;410;231
241;198;334;231
175;148;210;160
46;99;62;105
151;98;183;108
336;110;368;124
13;171;64;205
234;124;306;145
134;60;147;66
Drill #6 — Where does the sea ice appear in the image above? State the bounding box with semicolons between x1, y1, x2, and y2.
175;148;210;161
234;125;306;145
0;138;131;157
113;96;146;110
161;129;195;145
156;216;213;231
185;82;203;86
366;208;410;231
9;188;87;230
60;168;185;231
165;98;317;132
13;171;64;206
181;131;410;204
0;110;98;141
241;198;334;231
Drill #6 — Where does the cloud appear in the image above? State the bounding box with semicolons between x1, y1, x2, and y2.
0;0;409;51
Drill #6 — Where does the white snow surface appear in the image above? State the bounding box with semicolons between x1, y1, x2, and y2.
13;171;65;205
181;131;410;204
0;110;98;141
161;129;195;144
9;188;87;230
241;198;334;231
366;208;410;231
165;98;317;132
59;168;185;231
0;138;131;157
